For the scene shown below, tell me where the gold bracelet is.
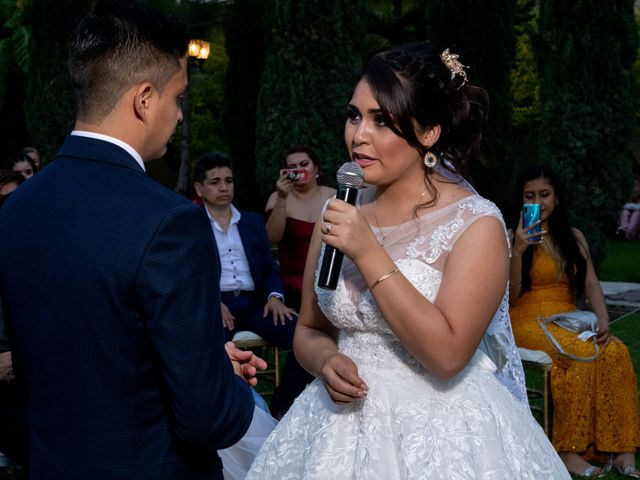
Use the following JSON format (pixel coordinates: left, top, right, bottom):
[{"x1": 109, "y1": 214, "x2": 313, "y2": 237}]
[{"x1": 369, "y1": 267, "x2": 400, "y2": 290}]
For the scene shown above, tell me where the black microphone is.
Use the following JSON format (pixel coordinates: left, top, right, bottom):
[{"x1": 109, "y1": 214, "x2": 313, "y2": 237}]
[{"x1": 318, "y1": 162, "x2": 365, "y2": 290}]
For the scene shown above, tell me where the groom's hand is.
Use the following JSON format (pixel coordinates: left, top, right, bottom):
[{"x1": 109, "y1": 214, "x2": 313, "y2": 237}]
[{"x1": 225, "y1": 341, "x2": 268, "y2": 387}]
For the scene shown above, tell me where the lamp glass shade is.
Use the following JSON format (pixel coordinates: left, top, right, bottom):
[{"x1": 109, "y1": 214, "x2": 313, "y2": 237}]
[{"x1": 188, "y1": 39, "x2": 211, "y2": 60}]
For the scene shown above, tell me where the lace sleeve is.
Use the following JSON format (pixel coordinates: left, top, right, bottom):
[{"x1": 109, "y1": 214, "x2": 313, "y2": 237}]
[
  {"x1": 412, "y1": 196, "x2": 528, "y2": 404},
  {"x1": 457, "y1": 199, "x2": 527, "y2": 403}
]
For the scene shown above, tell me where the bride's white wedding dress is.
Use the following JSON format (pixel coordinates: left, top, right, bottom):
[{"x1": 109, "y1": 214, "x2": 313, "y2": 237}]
[{"x1": 247, "y1": 191, "x2": 569, "y2": 479}]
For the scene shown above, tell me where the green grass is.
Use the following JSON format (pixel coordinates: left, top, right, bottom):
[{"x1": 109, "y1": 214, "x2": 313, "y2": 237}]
[
  {"x1": 599, "y1": 239, "x2": 640, "y2": 283},
  {"x1": 591, "y1": 312, "x2": 640, "y2": 479},
  {"x1": 252, "y1": 346, "x2": 285, "y2": 401},
  {"x1": 613, "y1": 312, "x2": 640, "y2": 379}
]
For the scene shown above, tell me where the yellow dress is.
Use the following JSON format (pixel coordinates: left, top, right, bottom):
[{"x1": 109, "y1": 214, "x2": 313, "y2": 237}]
[{"x1": 510, "y1": 246, "x2": 640, "y2": 458}]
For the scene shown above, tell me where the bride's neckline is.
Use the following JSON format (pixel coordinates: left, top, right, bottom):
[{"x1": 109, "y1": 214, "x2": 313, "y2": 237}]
[{"x1": 358, "y1": 188, "x2": 477, "y2": 230}]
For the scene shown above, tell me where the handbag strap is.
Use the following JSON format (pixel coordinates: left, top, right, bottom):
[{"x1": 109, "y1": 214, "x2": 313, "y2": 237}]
[{"x1": 537, "y1": 315, "x2": 600, "y2": 362}]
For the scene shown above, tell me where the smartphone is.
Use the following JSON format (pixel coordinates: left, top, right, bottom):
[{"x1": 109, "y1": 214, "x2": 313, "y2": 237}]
[
  {"x1": 282, "y1": 168, "x2": 308, "y2": 182},
  {"x1": 522, "y1": 203, "x2": 541, "y2": 242}
]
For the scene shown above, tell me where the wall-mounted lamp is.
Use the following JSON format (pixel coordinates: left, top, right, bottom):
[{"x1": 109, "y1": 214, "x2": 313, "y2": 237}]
[{"x1": 187, "y1": 39, "x2": 210, "y2": 69}]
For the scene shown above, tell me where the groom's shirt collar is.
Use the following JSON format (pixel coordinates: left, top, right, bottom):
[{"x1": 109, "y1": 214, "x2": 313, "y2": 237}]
[{"x1": 71, "y1": 130, "x2": 145, "y2": 172}]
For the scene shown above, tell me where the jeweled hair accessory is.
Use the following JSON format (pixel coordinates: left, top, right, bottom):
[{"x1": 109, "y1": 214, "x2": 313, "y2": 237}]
[{"x1": 440, "y1": 48, "x2": 468, "y2": 86}]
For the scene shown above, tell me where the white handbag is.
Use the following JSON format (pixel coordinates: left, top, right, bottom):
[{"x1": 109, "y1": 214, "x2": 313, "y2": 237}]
[
  {"x1": 548, "y1": 310, "x2": 597, "y2": 333},
  {"x1": 537, "y1": 311, "x2": 600, "y2": 362}
]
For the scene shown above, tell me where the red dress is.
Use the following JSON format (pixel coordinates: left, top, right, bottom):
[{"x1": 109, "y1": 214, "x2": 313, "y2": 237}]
[{"x1": 266, "y1": 212, "x2": 314, "y2": 310}]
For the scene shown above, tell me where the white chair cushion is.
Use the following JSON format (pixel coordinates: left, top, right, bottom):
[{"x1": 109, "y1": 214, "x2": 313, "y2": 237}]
[
  {"x1": 518, "y1": 347, "x2": 552, "y2": 365},
  {"x1": 232, "y1": 331, "x2": 264, "y2": 342}
]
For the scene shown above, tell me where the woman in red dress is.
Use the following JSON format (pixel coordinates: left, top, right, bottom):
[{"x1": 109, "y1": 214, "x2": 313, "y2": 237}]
[{"x1": 265, "y1": 145, "x2": 336, "y2": 310}]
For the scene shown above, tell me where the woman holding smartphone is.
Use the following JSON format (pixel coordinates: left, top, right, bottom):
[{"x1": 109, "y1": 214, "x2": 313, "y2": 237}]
[
  {"x1": 265, "y1": 145, "x2": 336, "y2": 311},
  {"x1": 510, "y1": 164, "x2": 640, "y2": 478}
]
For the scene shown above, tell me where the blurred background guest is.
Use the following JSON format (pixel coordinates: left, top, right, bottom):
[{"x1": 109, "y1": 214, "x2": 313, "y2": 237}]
[
  {"x1": 0, "y1": 171, "x2": 25, "y2": 209},
  {"x1": 7, "y1": 153, "x2": 36, "y2": 180},
  {"x1": 18, "y1": 147, "x2": 42, "y2": 172},
  {"x1": 194, "y1": 152, "x2": 313, "y2": 418},
  {"x1": 616, "y1": 187, "x2": 640, "y2": 241},
  {"x1": 264, "y1": 145, "x2": 335, "y2": 310},
  {"x1": 509, "y1": 164, "x2": 640, "y2": 478},
  {"x1": 0, "y1": 172, "x2": 28, "y2": 476}
]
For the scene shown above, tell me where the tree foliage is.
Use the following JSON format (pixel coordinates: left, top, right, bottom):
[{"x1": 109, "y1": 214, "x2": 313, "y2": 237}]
[
  {"x1": 190, "y1": 30, "x2": 228, "y2": 158},
  {"x1": 0, "y1": 0, "x2": 29, "y2": 110},
  {"x1": 362, "y1": 0, "x2": 422, "y2": 52},
  {"x1": 255, "y1": 0, "x2": 365, "y2": 197},
  {"x1": 24, "y1": 0, "x2": 92, "y2": 165},
  {"x1": 536, "y1": 0, "x2": 637, "y2": 264},
  {"x1": 511, "y1": 0, "x2": 539, "y2": 131},
  {"x1": 223, "y1": 0, "x2": 266, "y2": 211},
  {"x1": 0, "y1": 0, "x2": 30, "y2": 162},
  {"x1": 419, "y1": 0, "x2": 517, "y2": 213}
]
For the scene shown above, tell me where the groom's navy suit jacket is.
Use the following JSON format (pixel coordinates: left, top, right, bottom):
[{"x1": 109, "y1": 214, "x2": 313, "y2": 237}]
[{"x1": 0, "y1": 135, "x2": 254, "y2": 480}]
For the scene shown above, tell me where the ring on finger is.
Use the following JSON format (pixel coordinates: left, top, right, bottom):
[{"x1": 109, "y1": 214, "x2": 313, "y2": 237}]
[{"x1": 324, "y1": 222, "x2": 334, "y2": 234}]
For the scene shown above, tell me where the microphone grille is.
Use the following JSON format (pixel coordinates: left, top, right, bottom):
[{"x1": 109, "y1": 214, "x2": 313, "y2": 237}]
[{"x1": 336, "y1": 162, "x2": 364, "y2": 188}]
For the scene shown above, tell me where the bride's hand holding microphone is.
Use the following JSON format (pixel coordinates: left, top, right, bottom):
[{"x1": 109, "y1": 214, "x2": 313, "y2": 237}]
[{"x1": 320, "y1": 199, "x2": 381, "y2": 263}]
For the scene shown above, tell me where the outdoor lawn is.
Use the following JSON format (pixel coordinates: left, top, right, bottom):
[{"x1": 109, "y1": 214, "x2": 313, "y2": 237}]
[{"x1": 599, "y1": 239, "x2": 640, "y2": 284}]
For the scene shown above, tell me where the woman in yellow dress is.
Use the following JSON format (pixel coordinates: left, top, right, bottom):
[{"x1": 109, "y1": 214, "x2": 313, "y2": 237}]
[{"x1": 509, "y1": 164, "x2": 640, "y2": 478}]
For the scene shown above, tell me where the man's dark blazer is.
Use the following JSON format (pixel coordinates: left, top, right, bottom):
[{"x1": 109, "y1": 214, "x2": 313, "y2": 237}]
[
  {"x1": 236, "y1": 210, "x2": 283, "y2": 301},
  {"x1": 0, "y1": 135, "x2": 254, "y2": 480}
]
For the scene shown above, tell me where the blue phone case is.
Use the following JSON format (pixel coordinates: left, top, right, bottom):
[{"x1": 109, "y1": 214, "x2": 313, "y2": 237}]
[{"x1": 523, "y1": 204, "x2": 541, "y2": 241}]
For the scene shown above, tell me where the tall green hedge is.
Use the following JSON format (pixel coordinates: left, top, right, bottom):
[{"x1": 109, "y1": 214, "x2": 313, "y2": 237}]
[
  {"x1": 0, "y1": 0, "x2": 31, "y2": 161},
  {"x1": 536, "y1": 0, "x2": 637, "y2": 265},
  {"x1": 223, "y1": 0, "x2": 266, "y2": 211},
  {"x1": 24, "y1": 0, "x2": 92, "y2": 164},
  {"x1": 255, "y1": 0, "x2": 364, "y2": 196},
  {"x1": 420, "y1": 0, "x2": 517, "y2": 213}
]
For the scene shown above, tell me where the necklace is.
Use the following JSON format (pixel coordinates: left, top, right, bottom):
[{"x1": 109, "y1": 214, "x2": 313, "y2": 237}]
[
  {"x1": 372, "y1": 189, "x2": 427, "y2": 247},
  {"x1": 372, "y1": 205, "x2": 391, "y2": 247}
]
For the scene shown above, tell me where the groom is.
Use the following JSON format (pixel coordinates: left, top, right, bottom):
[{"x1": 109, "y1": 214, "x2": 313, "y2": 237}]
[{"x1": 0, "y1": 1, "x2": 262, "y2": 479}]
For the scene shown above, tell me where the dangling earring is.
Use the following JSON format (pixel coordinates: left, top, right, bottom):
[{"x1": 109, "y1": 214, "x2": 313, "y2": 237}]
[{"x1": 423, "y1": 151, "x2": 437, "y2": 169}]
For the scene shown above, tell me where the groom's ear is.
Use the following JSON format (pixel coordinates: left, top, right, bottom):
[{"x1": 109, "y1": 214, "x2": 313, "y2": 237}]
[{"x1": 133, "y1": 82, "x2": 155, "y2": 122}]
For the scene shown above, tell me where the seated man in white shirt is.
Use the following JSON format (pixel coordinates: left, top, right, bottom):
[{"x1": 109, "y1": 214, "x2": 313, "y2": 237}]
[{"x1": 194, "y1": 153, "x2": 313, "y2": 416}]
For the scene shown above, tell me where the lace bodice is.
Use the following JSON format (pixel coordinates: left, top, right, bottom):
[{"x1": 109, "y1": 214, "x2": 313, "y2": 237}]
[
  {"x1": 315, "y1": 191, "x2": 527, "y2": 403},
  {"x1": 247, "y1": 189, "x2": 567, "y2": 480}
]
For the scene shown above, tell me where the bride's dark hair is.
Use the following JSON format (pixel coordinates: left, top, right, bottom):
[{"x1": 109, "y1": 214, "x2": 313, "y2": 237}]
[{"x1": 360, "y1": 43, "x2": 488, "y2": 207}]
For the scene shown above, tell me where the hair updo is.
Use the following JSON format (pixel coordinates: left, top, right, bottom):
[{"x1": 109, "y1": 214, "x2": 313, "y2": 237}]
[{"x1": 361, "y1": 43, "x2": 489, "y2": 178}]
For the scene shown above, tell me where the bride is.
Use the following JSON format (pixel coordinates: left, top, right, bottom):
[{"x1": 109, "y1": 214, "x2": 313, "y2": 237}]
[{"x1": 247, "y1": 43, "x2": 569, "y2": 479}]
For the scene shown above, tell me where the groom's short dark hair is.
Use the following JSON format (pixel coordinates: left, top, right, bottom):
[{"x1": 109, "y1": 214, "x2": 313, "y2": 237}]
[{"x1": 68, "y1": 0, "x2": 189, "y2": 122}]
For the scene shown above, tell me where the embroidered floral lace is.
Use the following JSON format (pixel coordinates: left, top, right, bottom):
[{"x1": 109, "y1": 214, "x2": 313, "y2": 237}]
[{"x1": 247, "y1": 190, "x2": 569, "y2": 480}]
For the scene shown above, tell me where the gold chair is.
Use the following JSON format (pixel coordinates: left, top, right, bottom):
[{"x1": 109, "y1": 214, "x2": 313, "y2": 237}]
[
  {"x1": 519, "y1": 347, "x2": 552, "y2": 439},
  {"x1": 232, "y1": 331, "x2": 281, "y2": 395}
]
